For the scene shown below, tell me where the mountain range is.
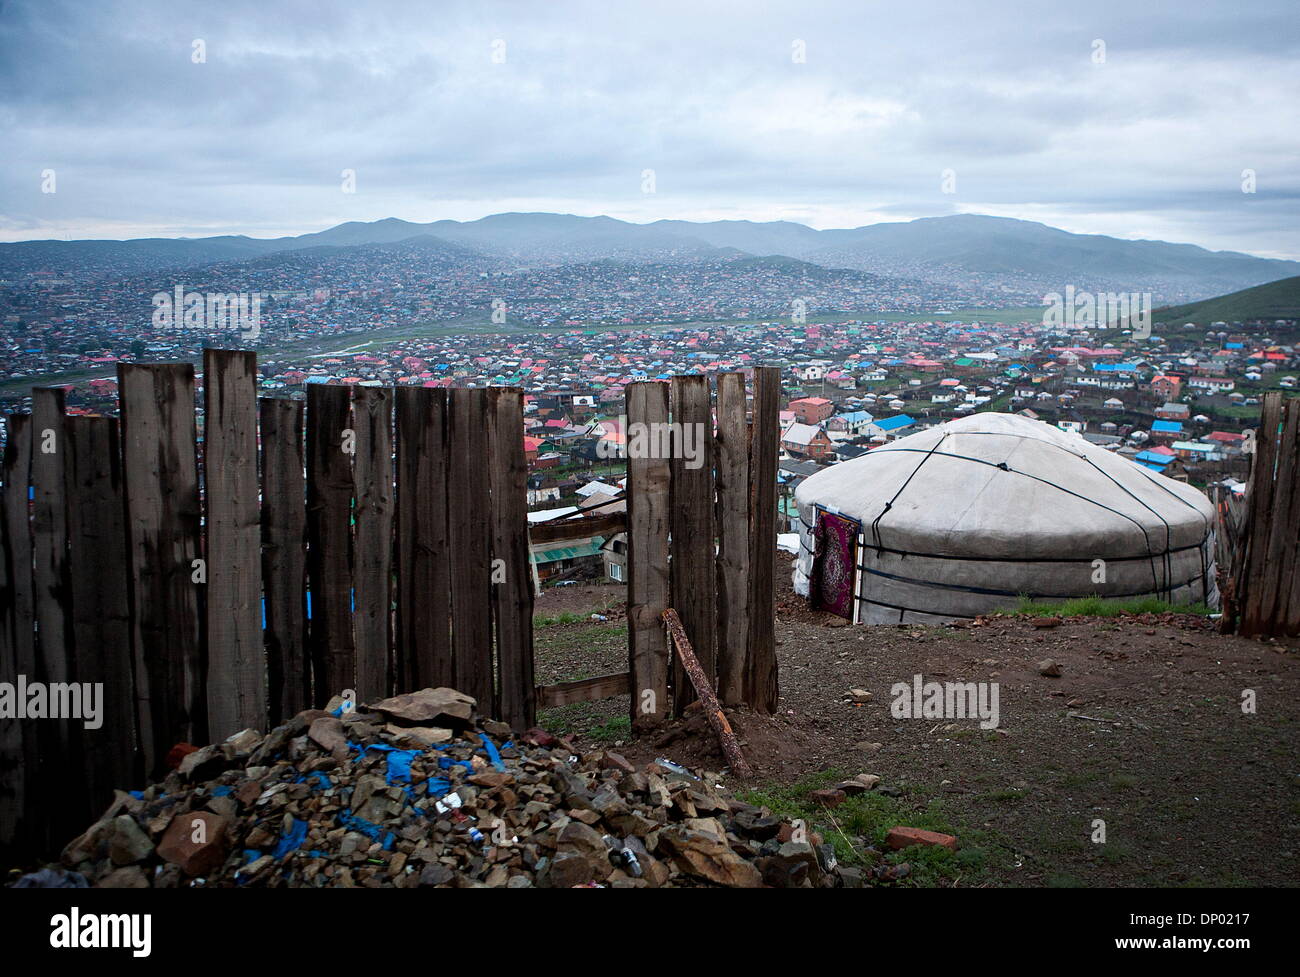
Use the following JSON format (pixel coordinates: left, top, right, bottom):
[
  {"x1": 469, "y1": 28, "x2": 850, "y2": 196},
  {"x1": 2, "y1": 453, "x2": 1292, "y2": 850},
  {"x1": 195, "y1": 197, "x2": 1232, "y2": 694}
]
[{"x1": 4, "y1": 213, "x2": 1298, "y2": 304}]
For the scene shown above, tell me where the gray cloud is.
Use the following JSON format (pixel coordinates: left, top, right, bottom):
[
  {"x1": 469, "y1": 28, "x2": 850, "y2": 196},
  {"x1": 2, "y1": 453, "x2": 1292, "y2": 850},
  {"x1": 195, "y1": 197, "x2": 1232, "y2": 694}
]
[{"x1": 1, "y1": 0, "x2": 1297, "y2": 257}]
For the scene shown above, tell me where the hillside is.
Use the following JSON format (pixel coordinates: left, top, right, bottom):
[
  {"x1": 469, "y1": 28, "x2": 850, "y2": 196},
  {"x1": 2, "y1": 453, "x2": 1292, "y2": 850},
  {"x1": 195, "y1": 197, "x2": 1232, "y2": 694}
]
[
  {"x1": 1153, "y1": 274, "x2": 1300, "y2": 323},
  {"x1": 4, "y1": 213, "x2": 1297, "y2": 303}
]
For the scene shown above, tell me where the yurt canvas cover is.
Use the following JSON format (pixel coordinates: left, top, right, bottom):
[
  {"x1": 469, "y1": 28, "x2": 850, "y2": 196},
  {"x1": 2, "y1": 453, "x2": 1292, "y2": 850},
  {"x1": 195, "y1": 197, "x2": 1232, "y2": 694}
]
[{"x1": 793, "y1": 413, "x2": 1219, "y2": 624}]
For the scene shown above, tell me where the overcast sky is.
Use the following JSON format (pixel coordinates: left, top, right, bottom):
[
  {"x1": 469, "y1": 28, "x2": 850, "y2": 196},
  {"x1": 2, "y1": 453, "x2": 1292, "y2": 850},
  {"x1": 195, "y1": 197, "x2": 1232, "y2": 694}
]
[{"x1": 1, "y1": 0, "x2": 1297, "y2": 256}]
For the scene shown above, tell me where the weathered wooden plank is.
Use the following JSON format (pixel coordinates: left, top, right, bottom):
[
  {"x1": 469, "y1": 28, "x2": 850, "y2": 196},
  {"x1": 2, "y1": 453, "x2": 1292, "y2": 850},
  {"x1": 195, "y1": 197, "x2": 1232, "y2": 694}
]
[
  {"x1": 0, "y1": 414, "x2": 34, "y2": 856},
  {"x1": 119, "y1": 363, "x2": 204, "y2": 773},
  {"x1": 203, "y1": 349, "x2": 265, "y2": 739},
  {"x1": 536, "y1": 672, "x2": 630, "y2": 709},
  {"x1": 448, "y1": 388, "x2": 495, "y2": 713},
  {"x1": 395, "y1": 387, "x2": 452, "y2": 692},
  {"x1": 31, "y1": 388, "x2": 72, "y2": 692},
  {"x1": 669, "y1": 375, "x2": 716, "y2": 714},
  {"x1": 529, "y1": 510, "x2": 628, "y2": 544},
  {"x1": 714, "y1": 372, "x2": 750, "y2": 706},
  {"x1": 488, "y1": 388, "x2": 535, "y2": 732},
  {"x1": 1240, "y1": 393, "x2": 1283, "y2": 636},
  {"x1": 30, "y1": 388, "x2": 75, "y2": 837},
  {"x1": 63, "y1": 415, "x2": 136, "y2": 822},
  {"x1": 626, "y1": 381, "x2": 670, "y2": 730},
  {"x1": 261, "y1": 398, "x2": 308, "y2": 725},
  {"x1": 352, "y1": 385, "x2": 394, "y2": 702},
  {"x1": 1270, "y1": 400, "x2": 1300, "y2": 635},
  {"x1": 746, "y1": 366, "x2": 780, "y2": 712},
  {"x1": 306, "y1": 384, "x2": 354, "y2": 706},
  {"x1": 664, "y1": 608, "x2": 753, "y2": 779}
]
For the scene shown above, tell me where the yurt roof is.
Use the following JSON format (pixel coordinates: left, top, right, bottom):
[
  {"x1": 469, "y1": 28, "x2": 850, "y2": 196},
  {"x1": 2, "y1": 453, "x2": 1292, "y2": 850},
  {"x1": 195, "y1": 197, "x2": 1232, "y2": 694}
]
[{"x1": 794, "y1": 412, "x2": 1214, "y2": 561}]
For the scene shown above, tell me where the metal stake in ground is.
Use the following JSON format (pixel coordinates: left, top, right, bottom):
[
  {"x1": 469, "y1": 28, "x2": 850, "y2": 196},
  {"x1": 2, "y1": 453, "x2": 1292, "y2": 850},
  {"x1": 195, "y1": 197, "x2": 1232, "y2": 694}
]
[{"x1": 662, "y1": 608, "x2": 754, "y2": 779}]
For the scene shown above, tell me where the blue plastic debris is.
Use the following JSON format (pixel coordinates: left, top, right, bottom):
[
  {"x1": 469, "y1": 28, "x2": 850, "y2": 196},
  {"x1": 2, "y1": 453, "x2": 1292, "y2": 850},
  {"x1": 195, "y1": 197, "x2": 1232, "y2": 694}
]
[
  {"x1": 273, "y1": 818, "x2": 309, "y2": 859},
  {"x1": 478, "y1": 733, "x2": 506, "y2": 773},
  {"x1": 339, "y1": 810, "x2": 395, "y2": 850}
]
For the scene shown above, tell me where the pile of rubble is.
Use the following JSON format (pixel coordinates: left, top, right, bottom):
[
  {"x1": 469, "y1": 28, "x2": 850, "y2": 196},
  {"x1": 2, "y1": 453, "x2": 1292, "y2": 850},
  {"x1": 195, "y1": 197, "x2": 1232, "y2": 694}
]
[{"x1": 51, "y1": 688, "x2": 847, "y2": 888}]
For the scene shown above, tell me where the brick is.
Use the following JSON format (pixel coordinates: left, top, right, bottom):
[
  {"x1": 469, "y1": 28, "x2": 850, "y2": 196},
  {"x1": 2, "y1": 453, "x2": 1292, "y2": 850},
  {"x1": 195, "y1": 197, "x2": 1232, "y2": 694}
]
[{"x1": 885, "y1": 826, "x2": 958, "y2": 852}]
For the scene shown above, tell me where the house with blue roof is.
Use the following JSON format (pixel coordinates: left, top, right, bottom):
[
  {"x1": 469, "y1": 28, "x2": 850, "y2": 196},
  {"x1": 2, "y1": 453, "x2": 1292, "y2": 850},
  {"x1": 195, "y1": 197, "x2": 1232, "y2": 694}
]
[
  {"x1": 868, "y1": 414, "x2": 915, "y2": 440},
  {"x1": 1135, "y1": 449, "x2": 1173, "y2": 470}
]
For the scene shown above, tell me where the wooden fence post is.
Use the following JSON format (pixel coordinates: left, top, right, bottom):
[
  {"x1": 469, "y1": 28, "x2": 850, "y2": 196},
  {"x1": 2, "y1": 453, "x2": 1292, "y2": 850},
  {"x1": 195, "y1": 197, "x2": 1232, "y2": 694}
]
[
  {"x1": 352, "y1": 386, "x2": 394, "y2": 702},
  {"x1": 261, "y1": 397, "x2": 308, "y2": 725},
  {"x1": 1263, "y1": 401, "x2": 1299, "y2": 634},
  {"x1": 715, "y1": 372, "x2": 751, "y2": 706},
  {"x1": 31, "y1": 388, "x2": 74, "y2": 842},
  {"x1": 0, "y1": 415, "x2": 35, "y2": 856},
  {"x1": 448, "y1": 388, "x2": 495, "y2": 713},
  {"x1": 746, "y1": 366, "x2": 780, "y2": 713},
  {"x1": 119, "y1": 363, "x2": 205, "y2": 772},
  {"x1": 1239, "y1": 393, "x2": 1282, "y2": 636},
  {"x1": 204, "y1": 349, "x2": 265, "y2": 738},
  {"x1": 627, "y1": 381, "x2": 670, "y2": 730},
  {"x1": 395, "y1": 387, "x2": 453, "y2": 691},
  {"x1": 306, "y1": 383, "x2": 355, "y2": 707},
  {"x1": 63, "y1": 415, "x2": 136, "y2": 821},
  {"x1": 669, "y1": 375, "x2": 716, "y2": 715},
  {"x1": 488, "y1": 388, "x2": 535, "y2": 731}
]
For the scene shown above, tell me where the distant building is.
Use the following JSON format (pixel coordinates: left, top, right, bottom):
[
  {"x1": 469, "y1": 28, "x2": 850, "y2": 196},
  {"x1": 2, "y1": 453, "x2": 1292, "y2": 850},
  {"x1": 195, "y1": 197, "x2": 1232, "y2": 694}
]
[
  {"x1": 781, "y1": 422, "x2": 834, "y2": 460},
  {"x1": 789, "y1": 396, "x2": 834, "y2": 424}
]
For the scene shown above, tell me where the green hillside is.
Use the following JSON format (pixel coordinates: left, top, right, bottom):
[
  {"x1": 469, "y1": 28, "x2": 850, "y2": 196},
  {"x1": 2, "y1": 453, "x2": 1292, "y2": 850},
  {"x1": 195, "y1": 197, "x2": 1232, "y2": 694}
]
[{"x1": 1154, "y1": 275, "x2": 1300, "y2": 323}]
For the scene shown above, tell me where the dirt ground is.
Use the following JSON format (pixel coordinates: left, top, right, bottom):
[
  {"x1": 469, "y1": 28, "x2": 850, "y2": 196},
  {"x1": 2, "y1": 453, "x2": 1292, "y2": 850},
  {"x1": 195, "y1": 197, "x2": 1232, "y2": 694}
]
[{"x1": 532, "y1": 559, "x2": 1300, "y2": 887}]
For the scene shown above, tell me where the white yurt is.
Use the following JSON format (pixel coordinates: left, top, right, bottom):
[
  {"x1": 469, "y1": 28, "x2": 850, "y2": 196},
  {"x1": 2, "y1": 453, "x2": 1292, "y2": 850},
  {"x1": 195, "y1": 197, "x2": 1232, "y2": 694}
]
[{"x1": 792, "y1": 413, "x2": 1219, "y2": 624}]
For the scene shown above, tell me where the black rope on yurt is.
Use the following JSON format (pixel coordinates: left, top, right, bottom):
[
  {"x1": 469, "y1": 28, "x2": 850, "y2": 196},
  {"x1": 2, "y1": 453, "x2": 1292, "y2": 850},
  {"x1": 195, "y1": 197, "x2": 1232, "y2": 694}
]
[
  {"x1": 1129, "y1": 465, "x2": 1216, "y2": 604},
  {"x1": 847, "y1": 539, "x2": 1205, "y2": 564},
  {"x1": 854, "y1": 447, "x2": 1173, "y2": 566},
  {"x1": 855, "y1": 563, "x2": 1208, "y2": 602},
  {"x1": 869, "y1": 433, "x2": 949, "y2": 549},
  {"x1": 1081, "y1": 457, "x2": 1169, "y2": 600}
]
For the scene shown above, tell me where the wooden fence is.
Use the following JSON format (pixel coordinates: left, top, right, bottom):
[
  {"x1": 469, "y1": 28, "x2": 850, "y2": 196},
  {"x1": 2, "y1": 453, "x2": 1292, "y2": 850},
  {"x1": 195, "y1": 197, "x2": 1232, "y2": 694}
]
[
  {"x1": 1223, "y1": 391, "x2": 1300, "y2": 637},
  {"x1": 0, "y1": 353, "x2": 780, "y2": 859},
  {"x1": 0, "y1": 350, "x2": 535, "y2": 857},
  {"x1": 495, "y1": 368, "x2": 781, "y2": 729}
]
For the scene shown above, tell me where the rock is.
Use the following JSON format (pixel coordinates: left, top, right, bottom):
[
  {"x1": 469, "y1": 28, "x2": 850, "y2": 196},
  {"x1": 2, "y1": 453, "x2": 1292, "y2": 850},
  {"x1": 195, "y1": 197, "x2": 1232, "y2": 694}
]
[
  {"x1": 308, "y1": 716, "x2": 349, "y2": 754},
  {"x1": 837, "y1": 773, "x2": 881, "y2": 795},
  {"x1": 854, "y1": 741, "x2": 883, "y2": 752},
  {"x1": 157, "y1": 811, "x2": 230, "y2": 876},
  {"x1": 1038, "y1": 659, "x2": 1062, "y2": 677},
  {"x1": 657, "y1": 825, "x2": 763, "y2": 888},
  {"x1": 1031, "y1": 617, "x2": 1062, "y2": 629},
  {"x1": 885, "y1": 826, "x2": 958, "y2": 852},
  {"x1": 384, "y1": 723, "x2": 453, "y2": 747},
  {"x1": 224, "y1": 728, "x2": 263, "y2": 755},
  {"x1": 418, "y1": 864, "x2": 455, "y2": 887},
  {"x1": 107, "y1": 815, "x2": 154, "y2": 865},
  {"x1": 809, "y1": 788, "x2": 847, "y2": 808},
  {"x1": 839, "y1": 866, "x2": 866, "y2": 888},
  {"x1": 178, "y1": 744, "x2": 227, "y2": 781},
  {"x1": 545, "y1": 851, "x2": 609, "y2": 888},
  {"x1": 96, "y1": 866, "x2": 150, "y2": 888},
  {"x1": 847, "y1": 688, "x2": 872, "y2": 703},
  {"x1": 369, "y1": 687, "x2": 475, "y2": 726}
]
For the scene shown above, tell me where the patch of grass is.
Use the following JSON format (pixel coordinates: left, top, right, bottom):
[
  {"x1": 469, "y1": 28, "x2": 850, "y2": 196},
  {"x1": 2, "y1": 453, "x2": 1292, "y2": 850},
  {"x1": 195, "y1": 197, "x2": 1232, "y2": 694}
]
[
  {"x1": 738, "y1": 769, "x2": 1010, "y2": 886},
  {"x1": 1011, "y1": 594, "x2": 1213, "y2": 618},
  {"x1": 981, "y1": 788, "x2": 1025, "y2": 803},
  {"x1": 587, "y1": 715, "x2": 632, "y2": 743},
  {"x1": 534, "y1": 611, "x2": 587, "y2": 627}
]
